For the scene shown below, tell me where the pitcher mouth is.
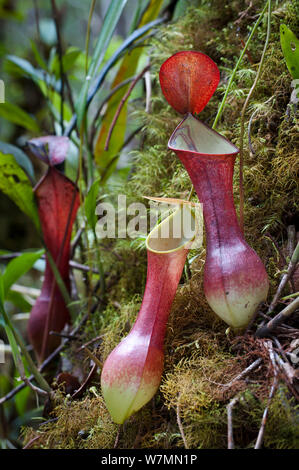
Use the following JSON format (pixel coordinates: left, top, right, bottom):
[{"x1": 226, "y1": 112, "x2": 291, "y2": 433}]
[
  {"x1": 146, "y1": 205, "x2": 196, "y2": 254},
  {"x1": 168, "y1": 113, "x2": 239, "y2": 157}
]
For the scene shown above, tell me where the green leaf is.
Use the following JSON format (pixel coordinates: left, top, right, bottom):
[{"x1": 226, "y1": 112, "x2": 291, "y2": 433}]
[
  {"x1": 0, "y1": 141, "x2": 35, "y2": 180},
  {"x1": 94, "y1": 0, "x2": 163, "y2": 175},
  {"x1": 50, "y1": 47, "x2": 82, "y2": 78},
  {"x1": 280, "y1": 24, "x2": 299, "y2": 80},
  {"x1": 0, "y1": 151, "x2": 40, "y2": 229},
  {"x1": 14, "y1": 382, "x2": 31, "y2": 416},
  {"x1": 38, "y1": 81, "x2": 72, "y2": 122},
  {"x1": 6, "y1": 55, "x2": 43, "y2": 81},
  {"x1": 0, "y1": 280, "x2": 22, "y2": 373},
  {"x1": 85, "y1": 179, "x2": 100, "y2": 230},
  {"x1": 0, "y1": 277, "x2": 50, "y2": 392},
  {"x1": 0, "y1": 102, "x2": 40, "y2": 133},
  {"x1": 2, "y1": 250, "x2": 44, "y2": 297},
  {"x1": 30, "y1": 39, "x2": 48, "y2": 71},
  {"x1": 6, "y1": 55, "x2": 60, "y2": 93},
  {"x1": 6, "y1": 290, "x2": 32, "y2": 312},
  {"x1": 76, "y1": 0, "x2": 128, "y2": 127}
]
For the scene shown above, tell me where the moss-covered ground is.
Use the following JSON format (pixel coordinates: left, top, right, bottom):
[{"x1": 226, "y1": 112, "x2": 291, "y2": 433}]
[{"x1": 22, "y1": 0, "x2": 299, "y2": 449}]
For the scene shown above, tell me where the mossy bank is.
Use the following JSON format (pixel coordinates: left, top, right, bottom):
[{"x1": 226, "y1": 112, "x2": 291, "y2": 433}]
[{"x1": 23, "y1": 0, "x2": 299, "y2": 449}]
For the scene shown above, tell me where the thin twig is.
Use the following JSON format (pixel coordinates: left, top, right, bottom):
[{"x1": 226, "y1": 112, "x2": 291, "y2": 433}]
[
  {"x1": 227, "y1": 395, "x2": 241, "y2": 449},
  {"x1": 254, "y1": 341, "x2": 278, "y2": 449},
  {"x1": 176, "y1": 395, "x2": 189, "y2": 449},
  {"x1": 23, "y1": 434, "x2": 42, "y2": 450},
  {"x1": 235, "y1": 1, "x2": 253, "y2": 24},
  {"x1": 70, "y1": 260, "x2": 99, "y2": 274},
  {"x1": 71, "y1": 225, "x2": 85, "y2": 257},
  {"x1": 83, "y1": 346, "x2": 102, "y2": 368},
  {"x1": 21, "y1": 376, "x2": 48, "y2": 398},
  {"x1": 76, "y1": 334, "x2": 104, "y2": 352},
  {"x1": 33, "y1": 0, "x2": 41, "y2": 42},
  {"x1": 104, "y1": 64, "x2": 150, "y2": 151},
  {"x1": 49, "y1": 331, "x2": 80, "y2": 340},
  {"x1": 267, "y1": 241, "x2": 299, "y2": 314},
  {"x1": 71, "y1": 362, "x2": 97, "y2": 399},
  {"x1": 0, "y1": 252, "x2": 98, "y2": 274},
  {"x1": 89, "y1": 75, "x2": 138, "y2": 148},
  {"x1": 203, "y1": 358, "x2": 263, "y2": 387},
  {"x1": 11, "y1": 284, "x2": 40, "y2": 298},
  {"x1": 254, "y1": 376, "x2": 279, "y2": 449},
  {"x1": 287, "y1": 225, "x2": 296, "y2": 259},
  {"x1": 256, "y1": 296, "x2": 299, "y2": 338},
  {"x1": 114, "y1": 425, "x2": 121, "y2": 449},
  {"x1": 224, "y1": 358, "x2": 263, "y2": 388}
]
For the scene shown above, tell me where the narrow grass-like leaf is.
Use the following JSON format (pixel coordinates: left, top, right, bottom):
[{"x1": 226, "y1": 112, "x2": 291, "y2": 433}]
[
  {"x1": 30, "y1": 40, "x2": 48, "y2": 71},
  {"x1": 0, "y1": 102, "x2": 40, "y2": 133},
  {"x1": 64, "y1": 18, "x2": 164, "y2": 137},
  {"x1": 6, "y1": 290, "x2": 32, "y2": 312},
  {"x1": 84, "y1": 178, "x2": 100, "y2": 231},
  {"x1": 0, "y1": 151, "x2": 40, "y2": 229},
  {"x1": 38, "y1": 81, "x2": 72, "y2": 122},
  {"x1": 94, "y1": 0, "x2": 163, "y2": 172},
  {"x1": 0, "y1": 279, "x2": 50, "y2": 392},
  {"x1": 76, "y1": 0, "x2": 128, "y2": 127},
  {"x1": 6, "y1": 55, "x2": 60, "y2": 92},
  {"x1": 50, "y1": 47, "x2": 81, "y2": 78},
  {"x1": 0, "y1": 297, "x2": 22, "y2": 373}
]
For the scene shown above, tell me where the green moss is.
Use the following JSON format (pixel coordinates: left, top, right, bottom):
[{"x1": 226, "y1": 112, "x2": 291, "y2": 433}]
[
  {"x1": 22, "y1": 395, "x2": 117, "y2": 449},
  {"x1": 22, "y1": 0, "x2": 299, "y2": 449}
]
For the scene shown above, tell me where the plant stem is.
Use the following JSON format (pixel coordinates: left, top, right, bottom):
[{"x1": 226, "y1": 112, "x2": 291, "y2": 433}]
[
  {"x1": 85, "y1": 0, "x2": 97, "y2": 76},
  {"x1": 187, "y1": 2, "x2": 268, "y2": 202},
  {"x1": 104, "y1": 64, "x2": 150, "y2": 150},
  {"x1": 239, "y1": 0, "x2": 271, "y2": 231},
  {"x1": 0, "y1": 297, "x2": 51, "y2": 393},
  {"x1": 213, "y1": 1, "x2": 269, "y2": 130},
  {"x1": 51, "y1": 0, "x2": 65, "y2": 133},
  {"x1": 256, "y1": 295, "x2": 299, "y2": 337}
]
